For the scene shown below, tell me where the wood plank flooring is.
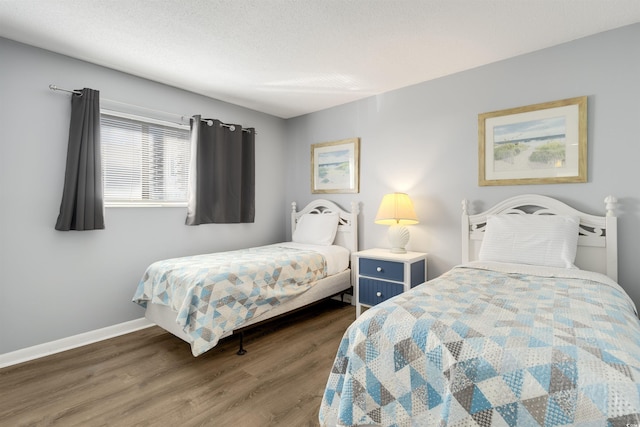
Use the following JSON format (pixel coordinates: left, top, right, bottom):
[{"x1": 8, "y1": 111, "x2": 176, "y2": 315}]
[{"x1": 0, "y1": 300, "x2": 355, "y2": 427}]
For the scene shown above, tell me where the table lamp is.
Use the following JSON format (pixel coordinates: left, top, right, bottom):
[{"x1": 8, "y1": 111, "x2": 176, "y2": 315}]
[{"x1": 374, "y1": 193, "x2": 419, "y2": 253}]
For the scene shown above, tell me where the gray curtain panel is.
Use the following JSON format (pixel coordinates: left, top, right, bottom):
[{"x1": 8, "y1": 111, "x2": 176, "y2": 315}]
[
  {"x1": 55, "y1": 88, "x2": 105, "y2": 231},
  {"x1": 186, "y1": 116, "x2": 255, "y2": 225}
]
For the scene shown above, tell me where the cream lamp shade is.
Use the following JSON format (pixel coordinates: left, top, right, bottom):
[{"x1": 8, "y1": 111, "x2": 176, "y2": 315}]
[{"x1": 374, "y1": 193, "x2": 419, "y2": 253}]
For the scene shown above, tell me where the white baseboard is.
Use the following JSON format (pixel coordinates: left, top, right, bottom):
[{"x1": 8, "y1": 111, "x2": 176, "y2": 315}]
[
  {"x1": 1, "y1": 296, "x2": 353, "y2": 369},
  {"x1": 0, "y1": 318, "x2": 154, "y2": 369}
]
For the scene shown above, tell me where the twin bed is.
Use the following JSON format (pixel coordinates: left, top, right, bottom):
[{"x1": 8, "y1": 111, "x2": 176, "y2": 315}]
[
  {"x1": 133, "y1": 199, "x2": 358, "y2": 356},
  {"x1": 133, "y1": 194, "x2": 640, "y2": 426},
  {"x1": 319, "y1": 194, "x2": 640, "y2": 426}
]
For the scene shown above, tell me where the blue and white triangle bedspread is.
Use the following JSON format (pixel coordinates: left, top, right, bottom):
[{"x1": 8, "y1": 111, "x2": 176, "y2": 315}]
[
  {"x1": 133, "y1": 245, "x2": 326, "y2": 356},
  {"x1": 320, "y1": 264, "x2": 640, "y2": 426}
]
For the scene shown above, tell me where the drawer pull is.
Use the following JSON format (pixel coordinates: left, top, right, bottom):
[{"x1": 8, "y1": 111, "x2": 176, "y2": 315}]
[
  {"x1": 376, "y1": 291, "x2": 382, "y2": 297},
  {"x1": 376, "y1": 267, "x2": 382, "y2": 272}
]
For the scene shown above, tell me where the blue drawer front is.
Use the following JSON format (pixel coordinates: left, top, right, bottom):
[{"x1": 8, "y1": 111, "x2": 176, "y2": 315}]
[
  {"x1": 410, "y1": 259, "x2": 426, "y2": 287},
  {"x1": 359, "y1": 278, "x2": 404, "y2": 306},
  {"x1": 359, "y1": 258, "x2": 404, "y2": 282}
]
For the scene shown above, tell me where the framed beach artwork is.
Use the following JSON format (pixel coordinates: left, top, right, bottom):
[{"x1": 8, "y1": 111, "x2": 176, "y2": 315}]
[
  {"x1": 311, "y1": 138, "x2": 360, "y2": 194},
  {"x1": 478, "y1": 96, "x2": 587, "y2": 186}
]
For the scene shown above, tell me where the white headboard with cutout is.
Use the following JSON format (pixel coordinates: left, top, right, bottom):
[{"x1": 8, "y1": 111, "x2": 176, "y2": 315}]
[
  {"x1": 461, "y1": 194, "x2": 618, "y2": 281},
  {"x1": 291, "y1": 199, "x2": 359, "y2": 253}
]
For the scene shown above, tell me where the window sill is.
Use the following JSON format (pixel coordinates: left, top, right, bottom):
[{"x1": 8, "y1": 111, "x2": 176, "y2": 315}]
[{"x1": 105, "y1": 202, "x2": 187, "y2": 208}]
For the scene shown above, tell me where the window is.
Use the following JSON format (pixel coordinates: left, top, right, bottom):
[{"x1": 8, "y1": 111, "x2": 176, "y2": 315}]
[{"x1": 100, "y1": 110, "x2": 191, "y2": 206}]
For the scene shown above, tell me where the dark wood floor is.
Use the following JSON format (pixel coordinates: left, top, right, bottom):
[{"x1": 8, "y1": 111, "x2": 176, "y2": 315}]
[{"x1": 0, "y1": 300, "x2": 355, "y2": 427}]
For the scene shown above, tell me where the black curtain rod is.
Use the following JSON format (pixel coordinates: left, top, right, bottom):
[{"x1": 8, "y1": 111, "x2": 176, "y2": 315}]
[
  {"x1": 49, "y1": 84, "x2": 82, "y2": 95},
  {"x1": 200, "y1": 118, "x2": 255, "y2": 134},
  {"x1": 49, "y1": 84, "x2": 256, "y2": 134}
]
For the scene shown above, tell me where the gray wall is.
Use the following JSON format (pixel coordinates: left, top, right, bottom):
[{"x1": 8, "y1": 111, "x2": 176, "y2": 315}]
[
  {"x1": 286, "y1": 24, "x2": 640, "y2": 305},
  {"x1": 2, "y1": 23, "x2": 639, "y2": 355},
  {"x1": 0, "y1": 38, "x2": 288, "y2": 354}
]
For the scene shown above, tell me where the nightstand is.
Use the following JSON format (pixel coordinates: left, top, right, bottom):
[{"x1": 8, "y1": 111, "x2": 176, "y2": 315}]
[{"x1": 353, "y1": 248, "x2": 428, "y2": 317}]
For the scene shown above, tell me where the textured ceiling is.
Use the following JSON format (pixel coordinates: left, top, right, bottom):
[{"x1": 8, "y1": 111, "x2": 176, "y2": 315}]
[{"x1": 1, "y1": 0, "x2": 639, "y2": 118}]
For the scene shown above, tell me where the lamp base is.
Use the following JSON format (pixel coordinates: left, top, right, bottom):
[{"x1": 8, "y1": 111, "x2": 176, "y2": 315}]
[
  {"x1": 390, "y1": 247, "x2": 407, "y2": 254},
  {"x1": 387, "y1": 224, "x2": 410, "y2": 254}
]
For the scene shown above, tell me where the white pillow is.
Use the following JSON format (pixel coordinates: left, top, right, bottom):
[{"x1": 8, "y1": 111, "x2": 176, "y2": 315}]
[
  {"x1": 478, "y1": 214, "x2": 580, "y2": 269},
  {"x1": 292, "y1": 213, "x2": 339, "y2": 246}
]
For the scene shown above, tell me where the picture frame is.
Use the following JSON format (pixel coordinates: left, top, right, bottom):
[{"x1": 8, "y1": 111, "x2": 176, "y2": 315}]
[
  {"x1": 311, "y1": 138, "x2": 360, "y2": 194},
  {"x1": 478, "y1": 96, "x2": 587, "y2": 186}
]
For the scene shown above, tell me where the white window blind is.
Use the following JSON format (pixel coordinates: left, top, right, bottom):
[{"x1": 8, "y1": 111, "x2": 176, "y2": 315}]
[{"x1": 100, "y1": 110, "x2": 191, "y2": 206}]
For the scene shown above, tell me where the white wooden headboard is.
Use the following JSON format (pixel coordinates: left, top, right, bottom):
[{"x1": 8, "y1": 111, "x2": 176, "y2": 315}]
[
  {"x1": 461, "y1": 194, "x2": 618, "y2": 281},
  {"x1": 291, "y1": 199, "x2": 359, "y2": 253}
]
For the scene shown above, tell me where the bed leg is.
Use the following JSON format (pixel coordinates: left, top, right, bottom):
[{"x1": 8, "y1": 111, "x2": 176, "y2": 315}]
[{"x1": 237, "y1": 332, "x2": 247, "y2": 355}]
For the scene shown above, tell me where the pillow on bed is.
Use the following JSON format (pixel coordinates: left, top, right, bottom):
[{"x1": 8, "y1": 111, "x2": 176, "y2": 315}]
[
  {"x1": 292, "y1": 213, "x2": 340, "y2": 246},
  {"x1": 478, "y1": 214, "x2": 580, "y2": 268}
]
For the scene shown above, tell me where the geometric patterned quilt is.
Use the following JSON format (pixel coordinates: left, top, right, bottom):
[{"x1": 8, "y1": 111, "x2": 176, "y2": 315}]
[
  {"x1": 133, "y1": 245, "x2": 326, "y2": 356},
  {"x1": 320, "y1": 263, "x2": 640, "y2": 426}
]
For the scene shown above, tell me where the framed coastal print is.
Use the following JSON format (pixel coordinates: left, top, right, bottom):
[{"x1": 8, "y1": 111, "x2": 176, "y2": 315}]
[
  {"x1": 478, "y1": 96, "x2": 587, "y2": 186},
  {"x1": 311, "y1": 138, "x2": 360, "y2": 194}
]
